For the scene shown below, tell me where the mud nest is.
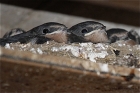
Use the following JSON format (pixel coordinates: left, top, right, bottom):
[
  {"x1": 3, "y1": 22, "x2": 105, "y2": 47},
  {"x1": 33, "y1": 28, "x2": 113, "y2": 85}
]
[{"x1": 3, "y1": 40, "x2": 140, "y2": 68}]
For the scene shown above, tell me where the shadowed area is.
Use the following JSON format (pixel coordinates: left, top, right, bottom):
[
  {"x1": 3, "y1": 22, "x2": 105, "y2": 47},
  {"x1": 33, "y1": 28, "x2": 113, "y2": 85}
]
[{"x1": 1, "y1": 0, "x2": 140, "y2": 26}]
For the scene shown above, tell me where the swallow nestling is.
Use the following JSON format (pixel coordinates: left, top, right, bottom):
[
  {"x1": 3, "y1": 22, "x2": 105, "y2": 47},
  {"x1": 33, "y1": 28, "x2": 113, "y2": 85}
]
[
  {"x1": 41, "y1": 22, "x2": 68, "y2": 43},
  {"x1": 127, "y1": 30, "x2": 140, "y2": 44},
  {"x1": 106, "y1": 28, "x2": 128, "y2": 43},
  {"x1": 106, "y1": 28, "x2": 140, "y2": 45},
  {"x1": 0, "y1": 22, "x2": 68, "y2": 46},
  {"x1": 2, "y1": 28, "x2": 26, "y2": 39},
  {"x1": 68, "y1": 21, "x2": 109, "y2": 43}
]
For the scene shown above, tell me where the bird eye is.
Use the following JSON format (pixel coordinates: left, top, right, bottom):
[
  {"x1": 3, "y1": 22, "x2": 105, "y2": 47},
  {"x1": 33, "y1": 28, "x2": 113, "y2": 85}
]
[
  {"x1": 81, "y1": 29, "x2": 88, "y2": 33},
  {"x1": 43, "y1": 29, "x2": 49, "y2": 34}
]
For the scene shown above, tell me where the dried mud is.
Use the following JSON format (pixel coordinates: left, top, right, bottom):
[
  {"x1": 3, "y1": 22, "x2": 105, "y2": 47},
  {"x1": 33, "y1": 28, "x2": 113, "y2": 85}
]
[{"x1": 3, "y1": 40, "x2": 140, "y2": 68}]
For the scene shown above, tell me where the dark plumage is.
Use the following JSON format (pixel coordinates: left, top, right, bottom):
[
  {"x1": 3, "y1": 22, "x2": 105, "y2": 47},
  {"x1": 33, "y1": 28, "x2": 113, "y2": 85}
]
[
  {"x1": 128, "y1": 30, "x2": 140, "y2": 44},
  {"x1": 2, "y1": 28, "x2": 26, "y2": 38},
  {"x1": 0, "y1": 22, "x2": 68, "y2": 46},
  {"x1": 106, "y1": 28, "x2": 128, "y2": 43},
  {"x1": 68, "y1": 21, "x2": 109, "y2": 43},
  {"x1": 106, "y1": 28, "x2": 140, "y2": 45}
]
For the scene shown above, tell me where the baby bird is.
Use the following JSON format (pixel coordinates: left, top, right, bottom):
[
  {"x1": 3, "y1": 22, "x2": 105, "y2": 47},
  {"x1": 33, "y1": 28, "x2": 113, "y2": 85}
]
[
  {"x1": 41, "y1": 22, "x2": 68, "y2": 43},
  {"x1": 106, "y1": 28, "x2": 128, "y2": 43},
  {"x1": 106, "y1": 28, "x2": 140, "y2": 45},
  {"x1": 0, "y1": 22, "x2": 68, "y2": 46},
  {"x1": 2, "y1": 28, "x2": 26, "y2": 39},
  {"x1": 68, "y1": 21, "x2": 109, "y2": 43},
  {"x1": 127, "y1": 30, "x2": 140, "y2": 44}
]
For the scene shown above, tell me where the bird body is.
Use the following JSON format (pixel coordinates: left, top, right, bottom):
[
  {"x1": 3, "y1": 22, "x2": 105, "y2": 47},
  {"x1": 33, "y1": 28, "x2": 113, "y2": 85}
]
[
  {"x1": 0, "y1": 21, "x2": 139, "y2": 46},
  {"x1": 2, "y1": 28, "x2": 26, "y2": 38},
  {"x1": 68, "y1": 21, "x2": 109, "y2": 43},
  {"x1": 106, "y1": 28, "x2": 140, "y2": 45},
  {"x1": 106, "y1": 28, "x2": 128, "y2": 43},
  {"x1": 0, "y1": 22, "x2": 67, "y2": 46}
]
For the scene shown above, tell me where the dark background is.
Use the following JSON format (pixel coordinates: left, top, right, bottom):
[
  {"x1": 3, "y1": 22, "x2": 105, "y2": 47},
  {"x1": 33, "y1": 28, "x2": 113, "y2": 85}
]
[{"x1": 1, "y1": 0, "x2": 140, "y2": 27}]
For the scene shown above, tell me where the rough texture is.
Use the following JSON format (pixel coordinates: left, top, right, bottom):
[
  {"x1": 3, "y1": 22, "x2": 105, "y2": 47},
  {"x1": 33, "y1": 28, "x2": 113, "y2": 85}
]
[
  {"x1": 1, "y1": 2, "x2": 140, "y2": 92},
  {"x1": 1, "y1": 42, "x2": 140, "y2": 92},
  {"x1": 3, "y1": 41, "x2": 140, "y2": 68},
  {"x1": 1, "y1": 60, "x2": 140, "y2": 93}
]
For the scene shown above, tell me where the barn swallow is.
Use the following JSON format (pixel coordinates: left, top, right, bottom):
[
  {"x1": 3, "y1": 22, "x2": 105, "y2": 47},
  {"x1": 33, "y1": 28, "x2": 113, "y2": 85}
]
[
  {"x1": 128, "y1": 30, "x2": 140, "y2": 44},
  {"x1": 0, "y1": 22, "x2": 68, "y2": 46},
  {"x1": 1, "y1": 28, "x2": 47, "y2": 44},
  {"x1": 41, "y1": 22, "x2": 68, "y2": 43},
  {"x1": 68, "y1": 21, "x2": 109, "y2": 43},
  {"x1": 2, "y1": 28, "x2": 26, "y2": 38},
  {"x1": 106, "y1": 28, "x2": 128, "y2": 43},
  {"x1": 106, "y1": 28, "x2": 140, "y2": 45}
]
